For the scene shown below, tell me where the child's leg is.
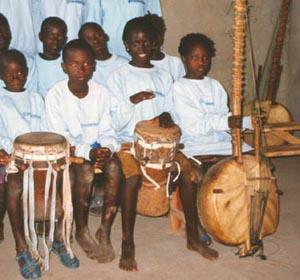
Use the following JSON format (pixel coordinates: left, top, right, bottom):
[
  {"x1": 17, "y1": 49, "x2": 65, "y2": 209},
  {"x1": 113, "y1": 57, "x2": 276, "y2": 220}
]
[
  {"x1": 119, "y1": 174, "x2": 141, "y2": 271},
  {"x1": 6, "y1": 173, "x2": 41, "y2": 278},
  {"x1": 96, "y1": 154, "x2": 122, "y2": 263},
  {"x1": 0, "y1": 183, "x2": 6, "y2": 242},
  {"x1": 71, "y1": 162, "x2": 101, "y2": 259},
  {"x1": 178, "y1": 172, "x2": 218, "y2": 261}
]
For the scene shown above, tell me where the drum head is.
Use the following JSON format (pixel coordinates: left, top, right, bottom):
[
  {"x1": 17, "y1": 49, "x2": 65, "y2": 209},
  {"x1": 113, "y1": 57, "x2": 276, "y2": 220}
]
[{"x1": 14, "y1": 132, "x2": 67, "y2": 146}]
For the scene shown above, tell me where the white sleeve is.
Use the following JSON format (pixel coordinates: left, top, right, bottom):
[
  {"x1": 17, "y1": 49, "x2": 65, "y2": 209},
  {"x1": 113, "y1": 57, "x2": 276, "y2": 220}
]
[
  {"x1": 146, "y1": 0, "x2": 162, "y2": 15},
  {"x1": 0, "y1": 117, "x2": 13, "y2": 153},
  {"x1": 107, "y1": 72, "x2": 135, "y2": 132},
  {"x1": 173, "y1": 82, "x2": 230, "y2": 136}
]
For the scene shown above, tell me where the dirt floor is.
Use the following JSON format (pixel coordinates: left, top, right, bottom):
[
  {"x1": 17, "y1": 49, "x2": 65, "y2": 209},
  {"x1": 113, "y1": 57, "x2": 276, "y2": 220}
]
[{"x1": 1, "y1": 156, "x2": 299, "y2": 280}]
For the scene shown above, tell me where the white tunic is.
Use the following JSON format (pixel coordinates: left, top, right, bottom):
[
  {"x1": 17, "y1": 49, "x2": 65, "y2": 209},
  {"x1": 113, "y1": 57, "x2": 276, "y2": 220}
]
[
  {"x1": 0, "y1": 0, "x2": 37, "y2": 55},
  {"x1": 107, "y1": 63, "x2": 174, "y2": 143},
  {"x1": 34, "y1": 54, "x2": 67, "y2": 99},
  {"x1": 0, "y1": 88, "x2": 45, "y2": 153},
  {"x1": 173, "y1": 77, "x2": 252, "y2": 156},
  {"x1": 45, "y1": 79, "x2": 119, "y2": 160},
  {"x1": 93, "y1": 53, "x2": 128, "y2": 87},
  {"x1": 83, "y1": 0, "x2": 162, "y2": 58},
  {"x1": 151, "y1": 53, "x2": 185, "y2": 81}
]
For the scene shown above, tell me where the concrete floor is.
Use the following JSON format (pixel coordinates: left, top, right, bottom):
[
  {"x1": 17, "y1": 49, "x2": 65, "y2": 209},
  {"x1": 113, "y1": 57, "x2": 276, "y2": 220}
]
[{"x1": 0, "y1": 156, "x2": 299, "y2": 280}]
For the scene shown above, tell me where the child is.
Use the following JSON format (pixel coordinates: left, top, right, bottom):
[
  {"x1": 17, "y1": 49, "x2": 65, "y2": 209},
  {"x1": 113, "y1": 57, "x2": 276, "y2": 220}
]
[
  {"x1": 0, "y1": 13, "x2": 38, "y2": 92},
  {"x1": 34, "y1": 17, "x2": 68, "y2": 99},
  {"x1": 144, "y1": 13, "x2": 186, "y2": 81},
  {"x1": 107, "y1": 17, "x2": 218, "y2": 272},
  {"x1": 0, "y1": 49, "x2": 79, "y2": 279},
  {"x1": 45, "y1": 39, "x2": 122, "y2": 263},
  {"x1": 173, "y1": 33, "x2": 253, "y2": 169},
  {"x1": 83, "y1": 0, "x2": 162, "y2": 58},
  {"x1": 78, "y1": 22, "x2": 128, "y2": 87}
]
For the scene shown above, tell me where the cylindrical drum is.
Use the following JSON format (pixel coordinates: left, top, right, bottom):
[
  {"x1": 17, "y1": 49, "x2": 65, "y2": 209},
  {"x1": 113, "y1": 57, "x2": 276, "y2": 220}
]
[{"x1": 133, "y1": 119, "x2": 181, "y2": 216}]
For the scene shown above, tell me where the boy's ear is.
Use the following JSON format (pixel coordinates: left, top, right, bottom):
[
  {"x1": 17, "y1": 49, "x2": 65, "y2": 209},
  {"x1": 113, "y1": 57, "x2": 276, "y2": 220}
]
[
  {"x1": 180, "y1": 55, "x2": 186, "y2": 64},
  {"x1": 61, "y1": 62, "x2": 67, "y2": 73},
  {"x1": 38, "y1": 32, "x2": 43, "y2": 42},
  {"x1": 105, "y1": 33, "x2": 109, "y2": 42}
]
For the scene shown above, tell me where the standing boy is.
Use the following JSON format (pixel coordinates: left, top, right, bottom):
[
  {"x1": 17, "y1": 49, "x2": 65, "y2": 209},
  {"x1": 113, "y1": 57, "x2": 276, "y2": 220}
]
[{"x1": 34, "y1": 17, "x2": 68, "y2": 99}]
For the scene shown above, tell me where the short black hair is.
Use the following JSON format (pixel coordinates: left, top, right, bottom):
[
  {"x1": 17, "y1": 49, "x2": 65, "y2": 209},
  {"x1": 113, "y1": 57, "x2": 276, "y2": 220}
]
[
  {"x1": 178, "y1": 33, "x2": 216, "y2": 57},
  {"x1": 62, "y1": 39, "x2": 95, "y2": 62},
  {"x1": 122, "y1": 16, "x2": 156, "y2": 42},
  {"x1": 144, "y1": 13, "x2": 166, "y2": 38},
  {"x1": 40, "y1": 16, "x2": 67, "y2": 35},
  {"x1": 0, "y1": 49, "x2": 27, "y2": 71},
  {"x1": 0, "y1": 13, "x2": 10, "y2": 28},
  {"x1": 78, "y1": 22, "x2": 105, "y2": 39}
]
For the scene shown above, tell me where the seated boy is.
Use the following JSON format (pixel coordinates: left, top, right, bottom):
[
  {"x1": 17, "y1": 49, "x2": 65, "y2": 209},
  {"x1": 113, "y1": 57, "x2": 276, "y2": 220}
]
[
  {"x1": 0, "y1": 13, "x2": 38, "y2": 92},
  {"x1": 0, "y1": 49, "x2": 78, "y2": 279},
  {"x1": 173, "y1": 33, "x2": 253, "y2": 171},
  {"x1": 144, "y1": 13, "x2": 185, "y2": 81},
  {"x1": 78, "y1": 22, "x2": 129, "y2": 87},
  {"x1": 45, "y1": 39, "x2": 122, "y2": 263},
  {"x1": 34, "y1": 17, "x2": 68, "y2": 99},
  {"x1": 107, "y1": 17, "x2": 218, "y2": 272}
]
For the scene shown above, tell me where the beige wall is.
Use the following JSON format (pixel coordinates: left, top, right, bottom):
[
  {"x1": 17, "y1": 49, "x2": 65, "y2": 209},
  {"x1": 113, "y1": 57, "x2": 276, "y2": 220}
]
[{"x1": 161, "y1": 0, "x2": 299, "y2": 120}]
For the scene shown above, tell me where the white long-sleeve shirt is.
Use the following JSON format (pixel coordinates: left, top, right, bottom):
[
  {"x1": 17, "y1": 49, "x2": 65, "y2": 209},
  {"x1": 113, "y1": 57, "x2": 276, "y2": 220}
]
[
  {"x1": 107, "y1": 63, "x2": 174, "y2": 143},
  {"x1": 83, "y1": 0, "x2": 162, "y2": 58},
  {"x1": 45, "y1": 79, "x2": 119, "y2": 160},
  {"x1": 0, "y1": 88, "x2": 45, "y2": 154},
  {"x1": 151, "y1": 52, "x2": 185, "y2": 81},
  {"x1": 173, "y1": 77, "x2": 252, "y2": 156},
  {"x1": 34, "y1": 54, "x2": 67, "y2": 99}
]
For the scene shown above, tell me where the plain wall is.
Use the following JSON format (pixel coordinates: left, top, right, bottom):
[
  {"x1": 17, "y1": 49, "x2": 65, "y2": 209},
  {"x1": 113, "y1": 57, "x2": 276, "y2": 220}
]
[{"x1": 161, "y1": 0, "x2": 299, "y2": 120}]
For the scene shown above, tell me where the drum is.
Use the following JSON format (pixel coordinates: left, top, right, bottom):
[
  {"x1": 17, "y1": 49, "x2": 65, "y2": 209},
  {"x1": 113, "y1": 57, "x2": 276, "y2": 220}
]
[
  {"x1": 198, "y1": 155, "x2": 279, "y2": 256},
  {"x1": 9, "y1": 132, "x2": 74, "y2": 269},
  {"x1": 133, "y1": 119, "x2": 181, "y2": 216}
]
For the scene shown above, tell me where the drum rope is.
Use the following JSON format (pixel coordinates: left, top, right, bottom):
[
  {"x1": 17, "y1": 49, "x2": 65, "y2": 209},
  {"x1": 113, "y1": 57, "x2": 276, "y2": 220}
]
[{"x1": 62, "y1": 147, "x2": 74, "y2": 259}]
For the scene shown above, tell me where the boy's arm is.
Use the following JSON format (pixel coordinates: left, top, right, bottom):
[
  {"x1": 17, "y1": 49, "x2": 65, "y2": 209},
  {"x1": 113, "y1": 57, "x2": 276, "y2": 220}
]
[{"x1": 173, "y1": 82, "x2": 230, "y2": 135}]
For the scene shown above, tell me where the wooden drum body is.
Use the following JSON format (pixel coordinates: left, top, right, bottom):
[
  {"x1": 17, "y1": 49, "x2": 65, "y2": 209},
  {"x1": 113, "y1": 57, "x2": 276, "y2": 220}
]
[
  {"x1": 12, "y1": 132, "x2": 69, "y2": 221},
  {"x1": 133, "y1": 119, "x2": 181, "y2": 216},
  {"x1": 198, "y1": 155, "x2": 279, "y2": 255}
]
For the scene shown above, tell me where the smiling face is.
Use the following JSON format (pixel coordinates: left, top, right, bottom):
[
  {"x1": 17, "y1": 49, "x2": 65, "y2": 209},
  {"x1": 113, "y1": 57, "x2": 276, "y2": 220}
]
[
  {"x1": 124, "y1": 28, "x2": 153, "y2": 68},
  {"x1": 39, "y1": 23, "x2": 67, "y2": 60},
  {"x1": 182, "y1": 44, "x2": 211, "y2": 80},
  {"x1": 62, "y1": 48, "x2": 95, "y2": 84},
  {"x1": 0, "y1": 60, "x2": 28, "y2": 92}
]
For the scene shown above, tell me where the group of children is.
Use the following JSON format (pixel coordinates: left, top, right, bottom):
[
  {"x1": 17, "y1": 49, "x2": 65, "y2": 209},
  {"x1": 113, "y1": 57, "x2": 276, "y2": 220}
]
[{"x1": 0, "y1": 7, "x2": 254, "y2": 280}]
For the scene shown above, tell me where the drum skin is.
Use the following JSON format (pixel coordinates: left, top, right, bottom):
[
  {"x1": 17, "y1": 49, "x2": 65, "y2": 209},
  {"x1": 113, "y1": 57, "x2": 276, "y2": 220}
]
[{"x1": 198, "y1": 155, "x2": 279, "y2": 247}]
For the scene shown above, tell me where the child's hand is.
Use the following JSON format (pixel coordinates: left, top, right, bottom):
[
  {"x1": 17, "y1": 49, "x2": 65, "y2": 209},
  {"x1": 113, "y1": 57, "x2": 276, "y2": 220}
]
[
  {"x1": 89, "y1": 147, "x2": 112, "y2": 169},
  {"x1": 129, "y1": 90, "x2": 155, "y2": 104},
  {"x1": 157, "y1": 112, "x2": 175, "y2": 128},
  {"x1": 0, "y1": 149, "x2": 9, "y2": 166},
  {"x1": 228, "y1": 115, "x2": 242, "y2": 129}
]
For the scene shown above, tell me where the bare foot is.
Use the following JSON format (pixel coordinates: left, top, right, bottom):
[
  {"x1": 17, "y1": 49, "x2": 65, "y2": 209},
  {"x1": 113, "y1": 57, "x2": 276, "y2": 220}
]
[
  {"x1": 119, "y1": 241, "x2": 138, "y2": 271},
  {"x1": 76, "y1": 228, "x2": 101, "y2": 260},
  {"x1": 95, "y1": 227, "x2": 115, "y2": 263},
  {"x1": 187, "y1": 239, "x2": 218, "y2": 261}
]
